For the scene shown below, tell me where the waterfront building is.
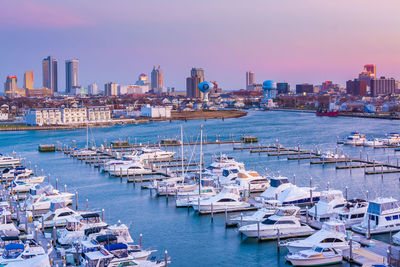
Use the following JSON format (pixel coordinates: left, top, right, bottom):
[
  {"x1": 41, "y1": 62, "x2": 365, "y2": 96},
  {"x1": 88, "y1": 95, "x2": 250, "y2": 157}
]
[
  {"x1": 42, "y1": 56, "x2": 58, "y2": 92},
  {"x1": 246, "y1": 71, "x2": 255, "y2": 90},
  {"x1": 88, "y1": 82, "x2": 98, "y2": 95},
  {"x1": 186, "y1": 67, "x2": 205, "y2": 98},
  {"x1": 65, "y1": 59, "x2": 79, "y2": 94},
  {"x1": 151, "y1": 66, "x2": 163, "y2": 94},
  {"x1": 23, "y1": 71, "x2": 33, "y2": 89},
  {"x1": 4, "y1": 76, "x2": 18, "y2": 97},
  {"x1": 104, "y1": 82, "x2": 119, "y2": 96},
  {"x1": 370, "y1": 77, "x2": 396, "y2": 97},
  {"x1": 296, "y1": 83, "x2": 314, "y2": 94},
  {"x1": 26, "y1": 106, "x2": 111, "y2": 126},
  {"x1": 346, "y1": 79, "x2": 367, "y2": 96},
  {"x1": 141, "y1": 104, "x2": 172, "y2": 118},
  {"x1": 276, "y1": 82, "x2": 290, "y2": 94}
]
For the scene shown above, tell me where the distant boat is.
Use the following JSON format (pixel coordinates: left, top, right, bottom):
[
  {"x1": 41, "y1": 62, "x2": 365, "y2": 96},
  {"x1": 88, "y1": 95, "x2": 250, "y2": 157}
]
[{"x1": 316, "y1": 108, "x2": 338, "y2": 117}]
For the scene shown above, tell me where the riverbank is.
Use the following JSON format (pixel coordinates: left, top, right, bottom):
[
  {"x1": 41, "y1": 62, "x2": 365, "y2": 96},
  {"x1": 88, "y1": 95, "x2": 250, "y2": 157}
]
[{"x1": 0, "y1": 110, "x2": 248, "y2": 131}]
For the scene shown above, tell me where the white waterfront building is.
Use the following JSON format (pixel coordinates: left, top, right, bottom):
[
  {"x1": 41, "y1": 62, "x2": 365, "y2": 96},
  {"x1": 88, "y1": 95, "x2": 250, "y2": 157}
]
[
  {"x1": 26, "y1": 107, "x2": 111, "y2": 126},
  {"x1": 140, "y1": 105, "x2": 172, "y2": 118}
]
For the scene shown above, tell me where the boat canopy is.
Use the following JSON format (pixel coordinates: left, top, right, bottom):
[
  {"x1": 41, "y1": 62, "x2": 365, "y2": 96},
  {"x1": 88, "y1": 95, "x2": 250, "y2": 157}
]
[
  {"x1": 104, "y1": 243, "x2": 128, "y2": 251},
  {"x1": 84, "y1": 227, "x2": 102, "y2": 236},
  {"x1": 95, "y1": 234, "x2": 118, "y2": 244},
  {"x1": 1, "y1": 236, "x2": 19, "y2": 241},
  {"x1": 270, "y1": 177, "x2": 289, "y2": 187},
  {"x1": 81, "y1": 213, "x2": 100, "y2": 219},
  {"x1": 5, "y1": 243, "x2": 24, "y2": 250}
]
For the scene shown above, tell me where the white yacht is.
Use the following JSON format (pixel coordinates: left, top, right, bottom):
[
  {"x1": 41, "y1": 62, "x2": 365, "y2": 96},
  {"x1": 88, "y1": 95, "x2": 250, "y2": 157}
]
[
  {"x1": 258, "y1": 176, "x2": 293, "y2": 201},
  {"x1": 155, "y1": 177, "x2": 197, "y2": 196},
  {"x1": 320, "y1": 152, "x2": 346, "y2": 160},
  {"x1": 235, "y1": 171, "x2": 269, "y2": 193},
  {"x1": 337, "y1": 199, "x2": 368, "y2": 228},
  {"x1": 25, "y1": 184, "x2": 74, "y2": 212},
  {"x1": 41, "y1": 200, "x2": 80, "y2": 228},
  {"x1": 283, "y1": 220, "x2": 359, "y2": 253},
  {"x1": 238, "y1": 206, "x2": 314, "y2": 239},
  {"x1": 309, "y1": 190, "x2": 346, "y2": 222},
  {"x1": 9, "y1": 180, "x2": 39, "y2": 193},
  {"x1": 103, "y1": 154, "x2": 139, "y2": 172},
  {"x1": 364, "y1": 138, "x2": 384, "y2": 147},
  {"x1": 352, "y1": 197, "x2": 400, "y2": 234},
  {"x1": 14, "y1": 175, "x2": 45, "y2": 184},
  {"x1": 0, "y1": 156, "x2": 21, "y2": 167},
  {"x1": 0, "y1": 211, "x2": 20, "y2": 236},
  {"x1": 175, "y1": 185, "x2": 218, "y2": 207},
  {"x1": 228, "y1": 205, "x2": 279, "y2": 226},
  {"x1": 344, "y1": 132, "x2": 366, "y2": 146},
  {"x1": 205, "y1": 154, "x2": 245, "y2": 176},
  {"x1": 2, "y1": 167, "x2": 33, "y2": 180},
  {"x1": 384, "y1": 133, "x2": 400, "y2": 145},
  {"x1": 0, "y1": 242, "x2": 47, "y2": 265},
  {"x1": 286, "y1": 246, "x2": 343, "y2": 266},
  {"x1": 72, "y1": 148, "x2": 97, "y2": 157},
  {"x1": 135, "y1": 147, "x2": 175, "y2": 161},
  {"x1": 191, "y1": 186, "x2": 250, "y2": 212},
  {"x1": 277, "y1": 185, "x2": 321, "y2": 206},
  {"x1": 57, "y1": 213, "x2": 108, "y2": 246},
  {"x1": 108, "y1": 161, "x2": 153, "y2": 177}
]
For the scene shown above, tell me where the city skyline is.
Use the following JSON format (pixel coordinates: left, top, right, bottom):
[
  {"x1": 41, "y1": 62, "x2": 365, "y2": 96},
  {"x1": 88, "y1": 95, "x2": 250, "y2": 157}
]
[{"x1": 1, "y1": 0, "x2": 400, "y2": 91}]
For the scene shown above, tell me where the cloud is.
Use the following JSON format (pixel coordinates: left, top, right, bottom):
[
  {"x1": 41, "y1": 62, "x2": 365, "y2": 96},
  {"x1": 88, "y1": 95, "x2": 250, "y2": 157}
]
[{"x1": 0, "y1": 1, "x2": 92, "y2": 29}]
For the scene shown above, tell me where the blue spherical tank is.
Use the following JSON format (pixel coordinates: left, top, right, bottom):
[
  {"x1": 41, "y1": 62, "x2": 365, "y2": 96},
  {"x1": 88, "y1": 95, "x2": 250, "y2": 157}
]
[
  {"x1": 262, "y1": 80, "x2": 276, "y2": 90},
  {"x1": 198, "y1": 81, "x2": 214, "y2": 93}
]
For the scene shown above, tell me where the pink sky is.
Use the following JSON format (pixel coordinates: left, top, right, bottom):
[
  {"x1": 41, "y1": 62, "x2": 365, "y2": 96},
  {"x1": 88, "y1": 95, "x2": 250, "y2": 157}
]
[{"x1": 1, "y1": 0, "x2": 400, "y2": 91}]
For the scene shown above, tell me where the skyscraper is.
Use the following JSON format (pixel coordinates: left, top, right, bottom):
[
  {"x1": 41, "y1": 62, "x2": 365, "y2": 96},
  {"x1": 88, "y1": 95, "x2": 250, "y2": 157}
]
[
  {"x1": 276, "y1": 82, "x2": 290, "y2": 94},
  {"x1": 4, "y1": 76, "x2": 17, "y2": 97},
  {"x1": 151, "y1": 66, "x2": 163, "y2": 94},
  {"x1": 370, "y1": 77, "x2": 396, "y2": 96},
  {"x1": 65, "y1": 59, "x2": 79, "y2": 94},
  {"x1": 246, "y1": 71, "x2": 255, "y2": 90},
  {"x1": 42, "y1": 56, "x2": 58, "y2": 92},
  {"x1": 186, "y1": 67, "x2": 204, "y2": 98},
  {"x1": 359, "y1": 64, "x2": 376, "y2": 87},
  {"x1": 104, "y1": 82, "x2": 119, "y2": 96},
  {"x1": 88, "y1": 82, "x2": 98, "y2": 95},
  {"x1": 23, "y1": 71, "x2": 33, "y2": 89}
]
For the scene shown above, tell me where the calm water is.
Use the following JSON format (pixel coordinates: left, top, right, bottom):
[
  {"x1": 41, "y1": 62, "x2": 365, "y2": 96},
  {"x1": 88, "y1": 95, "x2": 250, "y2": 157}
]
[{"x1": 2, "y1": 110, "x2": 400, "y2": 266}]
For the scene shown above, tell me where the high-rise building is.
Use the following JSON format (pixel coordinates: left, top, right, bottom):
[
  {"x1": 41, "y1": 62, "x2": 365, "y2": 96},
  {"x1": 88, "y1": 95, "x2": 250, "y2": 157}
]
[
  {"x1": 276, "y1": 83, "x2": 290, "y2": 94},
  {"x1": 346, "y1": 79, "x2": 367, "y2": 96},
  {"x1": 66, "y1": 59, "x2": 79, "y2": 94},
  {"x1": 186, "y1": 67, "x2": 205, "y2": 98},
  {"x1": 23, "y1": 71, "x2": 33, "y2": 89},
  {"x1": 151, "y1": 66, "x2": 163, "y2": 94},
  {"x1": 358, "y1": 64, "x2": 376, "y2": 88},
  {"x1": 104, "y1": 82, "x2": 119, "y2": 96},
  {"x1": 370, "y1": 77, "x2": 396, "y2": 97},
  {"x1": 4, "y1": 76, "x2": 18, "y2": 97},
  {"x1": 88, "y1": 82, "x2": 98, "y2": 95},
  {"x1": 296, "y1": 83, "x2": 314, "y2": 94},
  {"x1": 42, "y1": 56, "x2": 58, "y2": 92},
  {"x1": 246, "y1": 71, "x2": 255, "y2": 90}
]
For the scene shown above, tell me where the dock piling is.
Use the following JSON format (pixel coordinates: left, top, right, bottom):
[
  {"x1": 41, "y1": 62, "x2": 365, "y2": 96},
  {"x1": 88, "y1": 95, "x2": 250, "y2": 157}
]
[
  {"x1": 102, "y1": 209, "x2": 105, "y2": 221},
  {"x1": 64, "y1": 184, "x2": 67, "y2": 192},
  {"x1": 165, "y1": 250, "x2": 168, "y2": 267},
  {"x1": 41, "y1": 169, "x2": 44, "y2": 176},
  {"x1": 257, "y1": 221, "x2": 260, "y2": 240},
  {"x1": 140, "y1": 234, "x2": 142, "y2": 249},
  {"x1": 224, "y1": 207, "x2": 227, "y2": 225},
  {"x1": 75, "y1": 191, "x2": 78, "y2": 210},
  {"x1": 52, "y1": 226, "x2": 57, "y2": 247},
  {"x1": 86, "y1": 199, "x2": 88, "y2": 211},
  {"x1": 211, "y1": 203, "x2": 214, "y2": 222},
  {"x1": 34, "y1": 165, "x2": 37, "y2": 176},
  {"x1": 277, "y1": 229, "x2": 280, "y2": 253},
  {"x1": 41, "y1": 215, "x2": 44, "y2": 233},
  {"x1": 56, "y1": 178, "x2": 58, "y2": 190}
]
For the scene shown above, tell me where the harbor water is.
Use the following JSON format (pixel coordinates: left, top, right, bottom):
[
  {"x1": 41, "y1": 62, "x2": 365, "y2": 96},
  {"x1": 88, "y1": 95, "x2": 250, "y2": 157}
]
[{"x1": 2, "y1": 110, "x2": 400, "y2": 266}]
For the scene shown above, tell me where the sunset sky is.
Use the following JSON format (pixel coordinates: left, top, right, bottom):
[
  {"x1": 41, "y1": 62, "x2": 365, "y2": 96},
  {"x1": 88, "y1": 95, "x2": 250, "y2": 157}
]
[{"x1": 1, "y1": 0, "x2": 400, "y2": 91}]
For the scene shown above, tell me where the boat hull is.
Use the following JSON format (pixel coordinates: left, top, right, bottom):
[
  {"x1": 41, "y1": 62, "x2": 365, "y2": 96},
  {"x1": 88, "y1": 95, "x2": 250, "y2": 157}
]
[{"x1": 286, "y1": 256, "x2": 342, "y2": 266}]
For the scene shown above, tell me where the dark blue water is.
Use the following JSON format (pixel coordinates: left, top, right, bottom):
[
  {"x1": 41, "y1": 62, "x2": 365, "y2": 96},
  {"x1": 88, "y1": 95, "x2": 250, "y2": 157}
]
[{"x1": 2, "y1": 110, "x2": 399, "y2": 266}]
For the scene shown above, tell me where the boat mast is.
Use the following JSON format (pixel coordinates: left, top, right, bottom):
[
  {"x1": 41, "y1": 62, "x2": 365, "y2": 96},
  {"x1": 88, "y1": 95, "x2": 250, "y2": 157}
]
[
  {"x1": 181, "y1": 125, "x2": 184, "y2": 181},
  {"x1": 199, "y1": 124, "x2": 203, "y2": 196},
  {"x1": 86, "y1": 122, "x2": 89, "y2": 149}
]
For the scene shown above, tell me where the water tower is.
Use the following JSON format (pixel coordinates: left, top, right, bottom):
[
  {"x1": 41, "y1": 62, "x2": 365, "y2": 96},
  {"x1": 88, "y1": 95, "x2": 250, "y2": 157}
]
[
  {"x1": 198, "y1": 81, "x2": 214, "y2": 102},
  {"x1": 262, "y1": 80, "x2": 277, "y2": 103}
]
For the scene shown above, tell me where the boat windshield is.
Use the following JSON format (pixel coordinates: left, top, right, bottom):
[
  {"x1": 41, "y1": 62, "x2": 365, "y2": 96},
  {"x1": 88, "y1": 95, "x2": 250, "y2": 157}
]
[
  {"x1": 314, "y1": 247, "x2": 323, "y2": 253},
  {"x1": 270, "y1": 178, "x2": 289, "y2": 187},
  {"x1": 261, "y1": 219, "x2": 276, "y2": 225}
]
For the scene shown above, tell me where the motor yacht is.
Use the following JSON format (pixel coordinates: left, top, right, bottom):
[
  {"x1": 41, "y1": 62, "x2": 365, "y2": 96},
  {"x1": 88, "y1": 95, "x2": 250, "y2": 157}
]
[
  {"x1": 282, "y1": 220, "x2": 359, "y2": 253},
  {"x1": 337, "y1": 199, "x2": 368, "y2": 228},
  {"x1": 0, "y1": 241, "x2": 48, "y2": 265},
  {"x1": 308, "y1": 190, "x2": 346, "y2": 222},
  {"x1": 275, "y1": 185, "x2": 320, "y2": 206},
  {"x1": 2, "y1": 167, "x2": 33, "y2": 180},
  {"x1": 71, "y1": 148, "x2": 97, "y2": 157},
  {"x1": 155, "y1": 176, "x2": 197, "y2": 196},
  {"x1": 41, "y1": 200, "x2": 81, "y2": 228},
  {"x1": 0, "y1": 210, "x2": 20, "y2": 236},
  {"x1": 286, "y1": 246, "x2": 343, "y2": 266},
  {"x1": 234, "y1": 171, "x2": 269, "y2": 193},
  {"x1": 384, "y1": 133, "x2": 400, "y2": 145},
  {"x1": 25, "y1": 184, "x2": 74, "y2": 212},
  {"x1": 175, "y1": 186, "x2": 218, "y2": 207},
  {"x1": 352, "y1": 197, "x2": 400, "y2": 234},
  {"x1": 238, "y1": 206, "x2": 314, "y2": 239},
  {"x1": 108, "y1": 161, "x2": 153, "y2": 177},
  {"x1": 319, "y1": 152, "x2": 346, "y2": 161},
  {"x1": 205, "y1": 154, "x2": 245, "y2": 176},
  {"x1": 14, "y1": 175, "x2": 45, "y2": 184},
  {"x1": 103, "y1": 154, "x2": 139, "y2": 172},
  {"x1": 364, "y1": 138, "x2": 384, "y2": 147},
  {"x1": 136, "y1": 147, "x2": 175, "y2": 161},
  {"x1": 344, "y1": 132, "x2": 366, "y2": 146},
  {"x1": 0, "y1": 156, "x2": 21, "y2": 167},
  {"x1": 228, "y1": 204, "x2": 279, "y2": 226},
  {"x1": 57, "y1": 213, "x2": 108, "y2": 246},
  {"x1": 191, "y1": 186, "x2": 250, "y2": 212},
  {"x1": 9, "y1": 180, "x2": 38, "y2": 193},
  {"x1": 258, "y1": 176, "x2": 293, "y2": 201}
]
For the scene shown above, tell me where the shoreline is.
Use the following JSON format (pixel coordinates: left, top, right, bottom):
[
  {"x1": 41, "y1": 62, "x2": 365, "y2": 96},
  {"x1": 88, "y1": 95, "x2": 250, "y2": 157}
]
[{"x1": 0, "y1": 110, "x2": 248, "y2": 131}]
